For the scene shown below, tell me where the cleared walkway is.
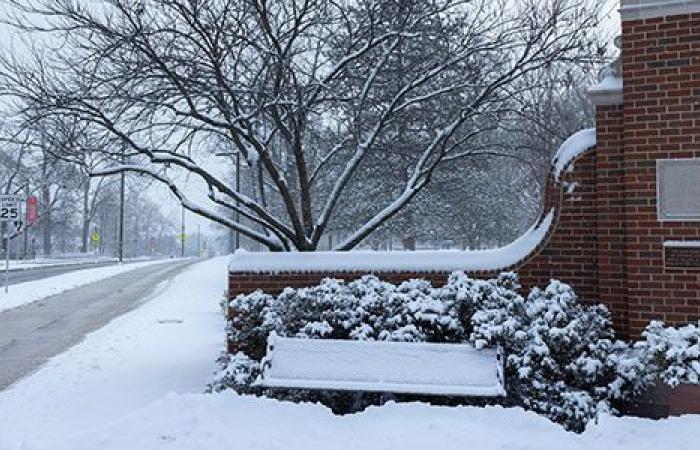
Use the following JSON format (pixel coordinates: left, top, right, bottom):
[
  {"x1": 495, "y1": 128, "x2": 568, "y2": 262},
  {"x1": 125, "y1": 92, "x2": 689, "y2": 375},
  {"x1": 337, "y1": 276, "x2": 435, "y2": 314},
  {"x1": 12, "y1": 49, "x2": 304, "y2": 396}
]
[{"x1": 0, "y1": 259, "x2": 196, "y2": 390}]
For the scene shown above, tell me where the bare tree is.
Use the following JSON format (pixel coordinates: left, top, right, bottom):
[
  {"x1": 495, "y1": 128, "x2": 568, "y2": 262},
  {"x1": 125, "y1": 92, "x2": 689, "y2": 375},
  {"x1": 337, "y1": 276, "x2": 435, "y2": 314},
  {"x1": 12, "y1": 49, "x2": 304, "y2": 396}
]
[{"x1": 1, "y1": 0, "x2": 602, "y2": 251}]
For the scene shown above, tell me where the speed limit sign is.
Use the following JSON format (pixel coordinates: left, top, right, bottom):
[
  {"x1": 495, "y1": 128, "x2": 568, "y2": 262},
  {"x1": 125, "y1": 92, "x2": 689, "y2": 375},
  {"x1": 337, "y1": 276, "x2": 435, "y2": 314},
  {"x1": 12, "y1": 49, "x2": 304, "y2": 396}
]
[{"x1": 0, "y1": 195, "x2": 23, "y2": 222}]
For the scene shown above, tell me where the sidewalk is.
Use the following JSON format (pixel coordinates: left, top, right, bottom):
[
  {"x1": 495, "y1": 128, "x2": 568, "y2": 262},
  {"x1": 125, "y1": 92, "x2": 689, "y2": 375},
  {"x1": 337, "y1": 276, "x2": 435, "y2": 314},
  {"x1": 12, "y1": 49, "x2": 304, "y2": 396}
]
[
  {"x1": 0, "y1": 258, "x2": 180, "y2": 313},
  {"x1": 0, "y1": 259, "x2": 196, "y2": 389},
  {"x1": 0, "y1": 257, "x2": 227, "y2": 448}
]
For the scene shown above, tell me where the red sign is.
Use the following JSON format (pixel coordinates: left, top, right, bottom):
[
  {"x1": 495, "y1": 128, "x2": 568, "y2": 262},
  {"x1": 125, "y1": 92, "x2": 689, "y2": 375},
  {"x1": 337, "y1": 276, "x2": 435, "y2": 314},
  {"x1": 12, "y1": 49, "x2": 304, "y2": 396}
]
[{"x1": 26, "y1": 196, "x2": 38, "y2": 225}]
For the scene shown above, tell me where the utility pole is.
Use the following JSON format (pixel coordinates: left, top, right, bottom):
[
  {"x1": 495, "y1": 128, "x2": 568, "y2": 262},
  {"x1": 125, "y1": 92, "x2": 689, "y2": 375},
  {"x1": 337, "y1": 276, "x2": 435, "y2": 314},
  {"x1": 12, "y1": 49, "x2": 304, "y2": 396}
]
[
  {"x1": 235, "y1": 152, "x2": 241, "y2": 250},
  {"x1": 118, "y1": 153, "x2": 125, "y2": 263},
  {"x1": 23, "y1": 186, "x2": 30, "y2": 259},
  {"x1": 181, "y1": 204, "x2": 185, "y2": 258}
]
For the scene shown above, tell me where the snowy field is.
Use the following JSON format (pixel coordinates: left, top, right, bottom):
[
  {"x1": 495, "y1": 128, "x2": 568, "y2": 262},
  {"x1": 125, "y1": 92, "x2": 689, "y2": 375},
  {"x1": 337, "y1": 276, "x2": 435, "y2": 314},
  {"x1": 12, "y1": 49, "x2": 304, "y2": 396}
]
[
  {"x1": 4, "y1": 254, "x2": 158, "y2": 271},
  {"x1": 0, "y1": 257, "x2": 697, "y2": 450},
  {"x1": 0, "y1": 258, "x2": 178, "y2": 313}
]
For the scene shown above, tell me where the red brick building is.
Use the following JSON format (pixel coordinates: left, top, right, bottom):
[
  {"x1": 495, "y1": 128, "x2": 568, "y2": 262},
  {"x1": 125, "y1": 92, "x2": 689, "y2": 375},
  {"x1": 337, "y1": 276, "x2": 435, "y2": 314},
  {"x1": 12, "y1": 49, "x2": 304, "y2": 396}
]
[{"x1": 587, "y1": 0, "x2": 700, "y2": 339}]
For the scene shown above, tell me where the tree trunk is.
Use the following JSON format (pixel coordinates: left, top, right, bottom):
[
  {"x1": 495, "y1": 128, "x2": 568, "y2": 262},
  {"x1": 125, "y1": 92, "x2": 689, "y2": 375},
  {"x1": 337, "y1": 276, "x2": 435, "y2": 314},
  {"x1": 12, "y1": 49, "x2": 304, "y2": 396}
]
[{"x1": 41, "y1": 184, "x2": 51, "y2": 257}]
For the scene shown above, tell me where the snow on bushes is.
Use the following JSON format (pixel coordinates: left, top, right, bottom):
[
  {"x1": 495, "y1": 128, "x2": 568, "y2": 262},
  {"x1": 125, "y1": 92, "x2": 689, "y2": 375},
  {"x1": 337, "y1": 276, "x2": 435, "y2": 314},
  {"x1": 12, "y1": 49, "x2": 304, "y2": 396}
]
[
  {"x1": 636, "y1": 321, "x2": 700, "y2": 387},
  {"x1": 214, "y1": 273, "x2": 700, "y2": 433},
  {"x1": 231, "y1": 275, "x2": 468, "y2": 346}
]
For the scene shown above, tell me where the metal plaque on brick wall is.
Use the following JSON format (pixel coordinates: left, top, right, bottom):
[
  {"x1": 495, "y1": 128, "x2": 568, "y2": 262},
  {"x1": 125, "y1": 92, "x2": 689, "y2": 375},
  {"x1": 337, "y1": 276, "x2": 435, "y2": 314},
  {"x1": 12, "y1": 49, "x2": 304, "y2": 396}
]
[
  {"x1": 664, "y1": 241, "x2": 700, "y2": 269},
  {"x1": 657, "y1": 159, "x2": 700, "y2": 221}
]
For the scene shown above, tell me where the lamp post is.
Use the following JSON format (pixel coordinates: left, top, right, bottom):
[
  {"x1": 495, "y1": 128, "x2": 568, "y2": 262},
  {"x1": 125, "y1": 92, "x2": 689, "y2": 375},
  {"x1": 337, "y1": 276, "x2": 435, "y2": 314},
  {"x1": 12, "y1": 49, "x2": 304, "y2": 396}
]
[{"x1": 181, "y1": 204, "x2": 185, "y2": 258}]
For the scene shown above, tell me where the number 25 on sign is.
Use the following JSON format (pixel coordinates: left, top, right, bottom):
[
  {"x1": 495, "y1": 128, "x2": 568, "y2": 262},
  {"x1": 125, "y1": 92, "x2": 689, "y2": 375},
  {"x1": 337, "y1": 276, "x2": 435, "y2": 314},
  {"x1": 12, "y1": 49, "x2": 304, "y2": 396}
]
[
  {"x1": 1, "y1": 194, "x2": 23, "y2": 294},
  {"x1": 0, "y1": 195, "x2": 23, "y2": 222}
]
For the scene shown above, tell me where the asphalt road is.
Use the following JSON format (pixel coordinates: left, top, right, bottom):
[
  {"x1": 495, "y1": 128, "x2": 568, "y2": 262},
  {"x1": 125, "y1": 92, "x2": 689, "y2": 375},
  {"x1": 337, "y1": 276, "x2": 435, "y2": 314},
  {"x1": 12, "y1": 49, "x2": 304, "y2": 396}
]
[
  {"x1": 0, "y1": 259, "x2": 196, "y2": 390},
  {"x1": 2, "y1": 261, "x2": 123, "y2": 286}
]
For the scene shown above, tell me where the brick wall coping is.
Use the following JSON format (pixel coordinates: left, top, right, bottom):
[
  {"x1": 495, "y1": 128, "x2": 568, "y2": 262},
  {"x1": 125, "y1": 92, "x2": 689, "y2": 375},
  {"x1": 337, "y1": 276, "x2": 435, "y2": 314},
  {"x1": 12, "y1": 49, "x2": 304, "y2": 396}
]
[
  {"x1": 588, "y1": 77, "x2": 623, "y2": 106},
  {"x1": 551, "y1": 128, "x2": 597, "y2": 181},
  {"x1": 664, "y1": 240, "x2": 700, "y2": 247},
  {"x1": 620, "y1": 0, "x2": 700, "y2": 21},
  {"x1": 229, "y1": 125, "x2": 598, "y2": 275},
  {"x1": 229, "y1": 210, "x2": 554, "y2": 274}
]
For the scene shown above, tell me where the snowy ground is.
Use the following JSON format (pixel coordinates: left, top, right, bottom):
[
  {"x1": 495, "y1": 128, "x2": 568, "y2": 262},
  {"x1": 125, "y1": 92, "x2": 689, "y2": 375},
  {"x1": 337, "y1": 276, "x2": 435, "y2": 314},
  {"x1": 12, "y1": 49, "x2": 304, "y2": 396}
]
[
  {"x1": 4, "y1": 254, "x2": 155, "y2": 271},
  {"x1": 0, "y1": 257, "x2": 697, "y2": 450},
  {"x1": 0, "y1": 258, "x2": 177, "y2": 313}
]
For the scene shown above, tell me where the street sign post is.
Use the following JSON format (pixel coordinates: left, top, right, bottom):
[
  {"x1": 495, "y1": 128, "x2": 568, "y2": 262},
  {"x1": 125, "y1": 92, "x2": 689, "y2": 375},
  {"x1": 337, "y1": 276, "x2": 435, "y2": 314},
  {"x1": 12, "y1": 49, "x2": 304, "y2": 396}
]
[
  {"x1": 1, "y1": 195, "x2": 24, "y2": 293},
  {"x1": 91, "y1": 231, "x2": 101, "y2": 260}
]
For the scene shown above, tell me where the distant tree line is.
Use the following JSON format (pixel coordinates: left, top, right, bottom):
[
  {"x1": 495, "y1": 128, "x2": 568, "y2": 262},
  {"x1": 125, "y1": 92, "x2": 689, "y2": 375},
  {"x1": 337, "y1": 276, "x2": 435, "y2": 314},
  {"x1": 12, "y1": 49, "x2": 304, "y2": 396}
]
[{"x1": 0, "y1": 116, "x2": 180, "y2": 258}]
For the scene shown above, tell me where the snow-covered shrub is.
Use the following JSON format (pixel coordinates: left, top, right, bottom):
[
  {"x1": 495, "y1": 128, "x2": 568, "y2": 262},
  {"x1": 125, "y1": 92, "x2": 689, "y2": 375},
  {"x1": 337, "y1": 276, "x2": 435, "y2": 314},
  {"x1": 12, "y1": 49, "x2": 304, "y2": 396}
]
[
  {"x1": 380, "y1": 279, "x2": 465, "y2": 342},
  {"x1": 606, "y1": 343, "x2": 653, "y2": 401},
  {"x1": 227, "y1": 291, "x2": 276, "y2": 360},
  {"x1": 208, "y1": 352, "x2": 262, "y2": 394},
  {"x1": 272, "y1": 278, "x2": 358, "y2": 339},
  {"x1": 445, "y1": 277, "x2": 621, "y2": 431},
  {"x1": 635, "y1": 321, "x2": 700, "y2": 387},
  {"x1": 604, "y1": 321, "x2": 700, "y2": 403},
  {"x1": 241, "y1": 275, "x2": 466, "y2": 343},
  {"x1": 447, "y1": 272, "x2": 526, "y2": 349},
  {"x1": 217, "y1": 273, "x2": 700, "y2": 433}
]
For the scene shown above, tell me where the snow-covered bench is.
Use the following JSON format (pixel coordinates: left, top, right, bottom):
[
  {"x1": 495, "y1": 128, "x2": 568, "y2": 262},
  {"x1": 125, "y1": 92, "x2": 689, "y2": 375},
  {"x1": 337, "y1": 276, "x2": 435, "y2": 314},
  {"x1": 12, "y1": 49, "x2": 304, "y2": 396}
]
[{"x1": 259, "y1": 332, "x2": 506, "y2": 397}]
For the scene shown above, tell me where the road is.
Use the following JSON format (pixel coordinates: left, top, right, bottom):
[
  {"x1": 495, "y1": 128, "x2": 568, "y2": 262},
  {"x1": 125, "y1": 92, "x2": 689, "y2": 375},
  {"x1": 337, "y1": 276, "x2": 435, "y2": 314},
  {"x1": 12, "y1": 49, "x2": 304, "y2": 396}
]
[
  {"x1": 2, "y1": 261, "x2": 123, "y2": 286},
  {"x1": 0, "y1": 259, "x2": 197, "y2": 390}
]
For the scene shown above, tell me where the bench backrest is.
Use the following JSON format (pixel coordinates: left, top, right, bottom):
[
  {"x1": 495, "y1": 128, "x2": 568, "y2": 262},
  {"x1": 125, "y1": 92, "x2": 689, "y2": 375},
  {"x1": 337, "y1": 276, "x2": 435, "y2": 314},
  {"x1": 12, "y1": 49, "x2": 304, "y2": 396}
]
[{"x1": 259, "y1": 332, "x2": 505, "y2": 397}]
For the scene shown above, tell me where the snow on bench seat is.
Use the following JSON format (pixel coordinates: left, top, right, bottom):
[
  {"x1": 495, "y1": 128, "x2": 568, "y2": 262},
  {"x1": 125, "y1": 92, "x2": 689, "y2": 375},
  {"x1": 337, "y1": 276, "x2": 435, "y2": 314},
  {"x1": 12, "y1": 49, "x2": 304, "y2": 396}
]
[{"x1": 259, "y1": 333, "x2": 506, "y2": 397}]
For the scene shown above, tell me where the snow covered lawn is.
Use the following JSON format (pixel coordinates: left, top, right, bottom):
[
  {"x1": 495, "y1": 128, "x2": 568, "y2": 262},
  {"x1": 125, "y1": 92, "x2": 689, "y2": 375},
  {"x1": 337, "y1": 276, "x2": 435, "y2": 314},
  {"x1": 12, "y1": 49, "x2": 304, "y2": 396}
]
[
  {"x1": 0, "y1": 258, "x2": 178, "y2": 313},
  {"x1": 0, "y1": 257, "x2": 697, "y2": 450},
  {"x1": 4, "y1": 255, "x2": 134, "y2": 271}
]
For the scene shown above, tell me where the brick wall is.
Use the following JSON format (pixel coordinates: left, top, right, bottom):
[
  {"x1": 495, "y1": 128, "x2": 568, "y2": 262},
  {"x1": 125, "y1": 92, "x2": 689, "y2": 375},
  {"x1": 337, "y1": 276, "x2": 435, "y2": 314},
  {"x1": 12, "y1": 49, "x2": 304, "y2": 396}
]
[
  {"x1": 517, "y1": 153, "x2": 599, "y2": 310},
  {"x1": 621, "y1": 13, "x2": 700, "y2": 337},
  {"x1": 595, "y1": 104, "x2": 629, "y2": 336}
]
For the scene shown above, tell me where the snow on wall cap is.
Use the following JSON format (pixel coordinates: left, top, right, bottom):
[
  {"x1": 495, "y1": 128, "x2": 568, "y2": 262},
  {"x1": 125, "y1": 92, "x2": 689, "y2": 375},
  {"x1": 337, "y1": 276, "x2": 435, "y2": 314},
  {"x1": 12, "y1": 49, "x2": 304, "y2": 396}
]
[
  {"x1": 588, "y1": 77, "x2": 623, "y2": 106},
  {"x1": 620, "y1": 0, "x2": 700, "y2": 21},
  {"x1": 229, "y1": 210, "x2": 554, "y2": 274},
  {"x1": 551, "y1": 128, "x2": 596, "y2": 182},
  {"x1": 664, "y1": 240, "x2": 700, "y2": 247}
]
